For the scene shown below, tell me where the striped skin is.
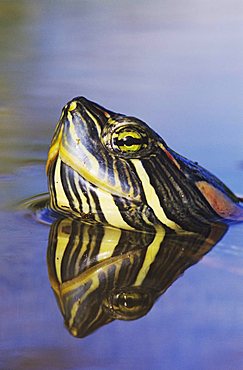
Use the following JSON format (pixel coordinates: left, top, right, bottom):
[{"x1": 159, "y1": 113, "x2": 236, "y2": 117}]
[
  {"x1": 47, "y1": 97, "x2": 243, "y2": 233},
  {"x1": 47, "y1": 218, "x2": 227, "y2": 338}
]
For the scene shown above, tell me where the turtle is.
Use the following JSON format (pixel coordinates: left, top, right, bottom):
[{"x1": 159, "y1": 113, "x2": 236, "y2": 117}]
[{"x1": 46, "y1": 96, "x2": 243, "y2": 233}]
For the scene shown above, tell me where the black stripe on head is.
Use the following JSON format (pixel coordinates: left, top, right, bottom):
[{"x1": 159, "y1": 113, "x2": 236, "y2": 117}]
[
  {"x1": 72, "y1": 108, "x2": 100, "y2": 140},
  {"x1": 111, "y1": 195, "x2": 155, "y2": 231},
  {"x1": 142, "y1": 155, "x2": 216, "y2": 233},
  {"x1": 77, "y1": 174, "x2": 92, "y2": 214},
  {"x1": 60, "y1": 161, "x2": 80, "y2": 214},
  {"x1": 89, "y1": 186, "x2": 107, "y2": 223},
  {"x1": 115, "y1": 159, "x2": 130, "y2": 193},
  {"x1": 127, "y1": 160, "x2": 147, "y2": 201},
  {"x1": 68, "y1": 172, "x2": 84, "y2": 214}
]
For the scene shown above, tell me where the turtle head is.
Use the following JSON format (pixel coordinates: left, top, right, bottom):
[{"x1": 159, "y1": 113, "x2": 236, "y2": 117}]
[
  {"x1": 46, "y1": 97, "x2": 243, "y2": 232},
  {"x1": 46, "y1": 97, "x2": 179, "y2": 230},
  {"x1": 46, "y1": 96, "x2": 164, "y2": 198}
]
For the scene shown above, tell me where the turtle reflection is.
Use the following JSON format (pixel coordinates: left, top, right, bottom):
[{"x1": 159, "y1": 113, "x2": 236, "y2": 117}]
[{"x1": 47, "y1": 219, "x2": 227, "y2": 338}]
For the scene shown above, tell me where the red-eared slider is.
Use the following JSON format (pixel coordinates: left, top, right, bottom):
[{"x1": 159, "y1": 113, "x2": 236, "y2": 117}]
[
  {"x1": 46, "y1": 97, "x2": 243, "y2": 232},
  {"x1": 47, "y1": 218, "x2": 227, "y2": 338}
]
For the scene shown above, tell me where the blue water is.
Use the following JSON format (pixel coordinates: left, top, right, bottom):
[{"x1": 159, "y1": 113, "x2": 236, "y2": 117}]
[{"x1": 0, "y1": 1, "x2": 243, "y2": 369}]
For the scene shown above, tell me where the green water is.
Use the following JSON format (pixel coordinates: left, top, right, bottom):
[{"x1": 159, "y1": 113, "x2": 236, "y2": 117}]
[{"x1": 1, "y1": 1, "x2": 243, "y2": 369}]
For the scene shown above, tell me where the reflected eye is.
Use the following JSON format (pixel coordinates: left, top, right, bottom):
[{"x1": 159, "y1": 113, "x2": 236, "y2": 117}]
[
  {"x1": 112, "y1": 128, "x2": 148, "y2": 153},
  {"x1": 103, "y1": 289, "x2": 153, "y2": 320}
]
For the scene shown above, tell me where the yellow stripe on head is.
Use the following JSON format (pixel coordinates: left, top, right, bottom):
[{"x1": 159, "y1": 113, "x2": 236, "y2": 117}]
[{"x1": 131, "y1": 160, "x2": 181, "y2": 231}]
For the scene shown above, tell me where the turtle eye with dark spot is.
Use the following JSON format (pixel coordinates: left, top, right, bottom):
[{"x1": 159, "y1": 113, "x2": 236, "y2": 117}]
[
  {"x1": 103, "y1": 289, "x2": 153, "y2": 320},
  {"x1": 111, "y1": 127, "x2": 148, "y2": 153}
]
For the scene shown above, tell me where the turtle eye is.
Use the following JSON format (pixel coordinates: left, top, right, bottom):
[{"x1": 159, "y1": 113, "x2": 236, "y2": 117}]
[
  {"x1": 103, "y1": 289, "x2": 153, "y2": 320},
  {"x1": 112, "y1": 127, "x2": 148, "y2": 153}
]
